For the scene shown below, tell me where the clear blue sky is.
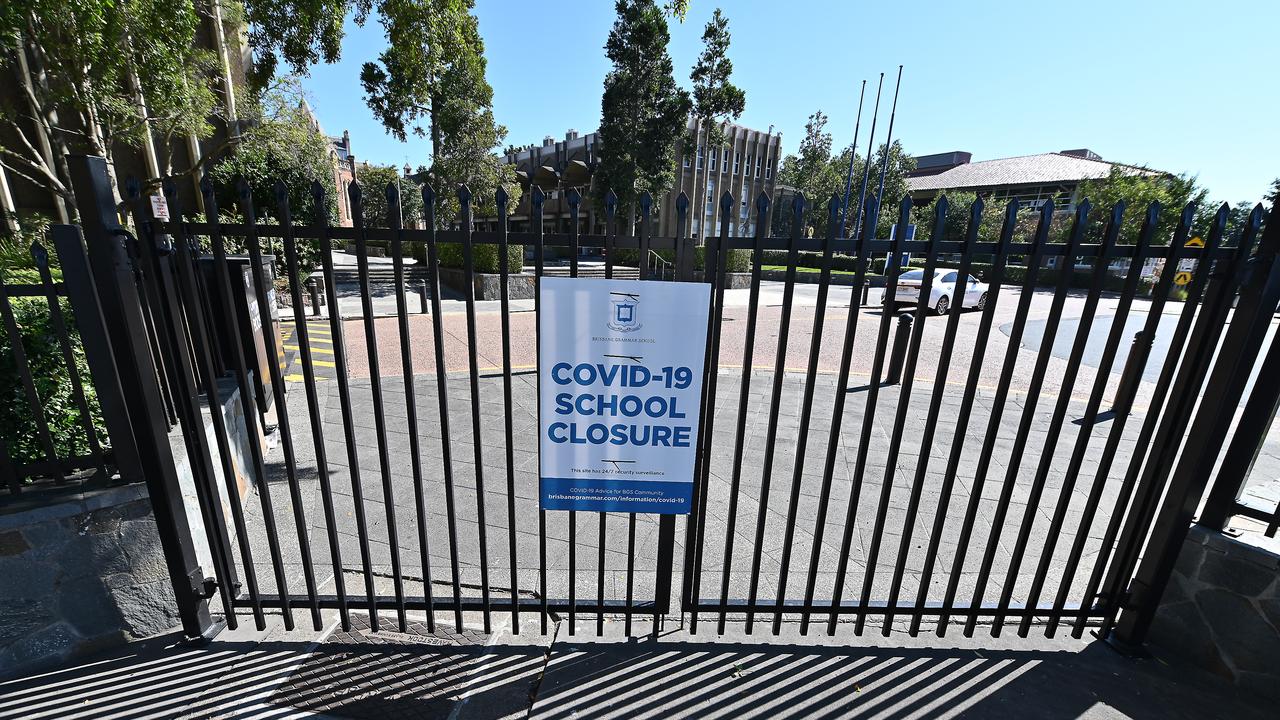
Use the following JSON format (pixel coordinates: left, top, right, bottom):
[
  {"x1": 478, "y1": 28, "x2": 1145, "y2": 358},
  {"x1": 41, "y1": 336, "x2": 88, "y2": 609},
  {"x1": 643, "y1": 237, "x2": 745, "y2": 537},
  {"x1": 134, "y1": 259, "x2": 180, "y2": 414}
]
[{"x1": 300, "y1": 0, "x2": 1278, "y2": 205}]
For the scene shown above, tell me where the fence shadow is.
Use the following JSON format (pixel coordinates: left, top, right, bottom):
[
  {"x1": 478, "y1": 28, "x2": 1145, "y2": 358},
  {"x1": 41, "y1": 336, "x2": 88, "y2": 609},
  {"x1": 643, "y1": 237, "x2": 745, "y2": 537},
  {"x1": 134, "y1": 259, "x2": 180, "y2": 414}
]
[{"x1": 529, "y1": 634, "x2": 1268, "y2": 720}]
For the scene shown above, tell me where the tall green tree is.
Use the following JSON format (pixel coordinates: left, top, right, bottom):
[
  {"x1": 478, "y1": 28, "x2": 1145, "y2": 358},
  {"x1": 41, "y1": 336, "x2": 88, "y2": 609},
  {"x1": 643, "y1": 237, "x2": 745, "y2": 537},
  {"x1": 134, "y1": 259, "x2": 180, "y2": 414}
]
[
  {"x1": 0, "y1": 0, "x2": 220, "y2": 219},
  {"x1": 358, "y1": 0, "x2": 516, "y2": 226},
  {"x1": 355, "y1": 163, "x2": 424, "y2": 228},
  {"x1": 1076, "y1": 167, "x2": 1207, "y2": 245},
  {"x1": 690, "y1": 9, "x2": 745, "y2": 148},
  {"x1": 688, "y1": 8, "x2": 744, "y2": 224},
  {"x1": 774, "y1": 111, "x2": 841, "y2": 237},
  {"x1": 595, "y1": 0, "x2": 692, "y2": 225}
]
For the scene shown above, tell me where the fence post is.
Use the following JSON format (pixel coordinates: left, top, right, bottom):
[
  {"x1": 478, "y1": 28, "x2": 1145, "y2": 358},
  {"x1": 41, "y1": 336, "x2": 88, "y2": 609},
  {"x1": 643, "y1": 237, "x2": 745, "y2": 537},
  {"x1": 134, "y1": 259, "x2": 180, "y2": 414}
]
[
  {"x1": 1110, "y1": 204, "x2": 1280, "y2": 650},
  {"x1": 64, "y1": 155, "x2": 213, "y2": 638}
]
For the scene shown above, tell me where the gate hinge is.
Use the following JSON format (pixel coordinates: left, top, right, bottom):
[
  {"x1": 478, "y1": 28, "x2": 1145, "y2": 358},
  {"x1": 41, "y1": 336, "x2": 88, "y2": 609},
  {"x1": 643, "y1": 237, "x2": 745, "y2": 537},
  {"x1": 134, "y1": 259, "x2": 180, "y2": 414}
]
[{"x1": 189, "y1": 570, "x2": 218, "y2": 600}]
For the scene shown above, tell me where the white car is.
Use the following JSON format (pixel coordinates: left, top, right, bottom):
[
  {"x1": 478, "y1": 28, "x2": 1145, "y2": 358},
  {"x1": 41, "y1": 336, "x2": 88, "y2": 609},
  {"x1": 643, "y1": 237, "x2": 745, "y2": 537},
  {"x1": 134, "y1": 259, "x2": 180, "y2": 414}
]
[{"x1": 882, "y1": 268, "x2": 989, "y2": 315}]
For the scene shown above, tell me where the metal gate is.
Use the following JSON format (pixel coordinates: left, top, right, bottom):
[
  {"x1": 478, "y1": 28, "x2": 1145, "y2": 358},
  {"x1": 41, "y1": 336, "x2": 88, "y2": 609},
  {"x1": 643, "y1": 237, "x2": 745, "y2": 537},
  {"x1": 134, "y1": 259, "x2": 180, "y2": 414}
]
[{"x1": 62, "y1": 155, "x2": 1278, "y2": 645}]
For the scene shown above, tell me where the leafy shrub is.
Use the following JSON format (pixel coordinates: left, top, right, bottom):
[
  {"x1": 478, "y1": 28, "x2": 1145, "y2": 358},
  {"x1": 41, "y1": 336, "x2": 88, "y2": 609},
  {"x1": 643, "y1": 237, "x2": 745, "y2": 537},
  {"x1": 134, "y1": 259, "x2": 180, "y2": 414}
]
[
  {"x1": 436, "y1": 242, "x2": 525, "y2": 273},
  {"x1": 0, "y1": 297, "x2": 107, "y2": 469},
  {"x1": 610, "y1": 247, "x2": 751, "y2": 273}
]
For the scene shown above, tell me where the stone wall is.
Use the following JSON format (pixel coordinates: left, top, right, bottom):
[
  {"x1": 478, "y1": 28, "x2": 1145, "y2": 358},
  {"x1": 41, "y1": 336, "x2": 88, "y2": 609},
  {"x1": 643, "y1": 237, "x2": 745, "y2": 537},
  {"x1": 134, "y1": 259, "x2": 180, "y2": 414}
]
[
  {"x1": 0, "y1": 485, "x2": 179, "y2": 677},
  {"x1": 1148, "y1": 524, "x2": 1280, "y2": 701},
  {"x1": 438, "y1": 267, "x2": 536, "y2": 300}
]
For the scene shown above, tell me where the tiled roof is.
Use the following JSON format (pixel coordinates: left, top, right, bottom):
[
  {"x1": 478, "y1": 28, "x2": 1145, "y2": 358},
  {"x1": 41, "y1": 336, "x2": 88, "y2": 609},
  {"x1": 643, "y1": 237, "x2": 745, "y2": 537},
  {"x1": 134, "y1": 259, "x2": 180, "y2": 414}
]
[{"x1": 907, "y1": 153, "x2": 1155, "y2": 192}]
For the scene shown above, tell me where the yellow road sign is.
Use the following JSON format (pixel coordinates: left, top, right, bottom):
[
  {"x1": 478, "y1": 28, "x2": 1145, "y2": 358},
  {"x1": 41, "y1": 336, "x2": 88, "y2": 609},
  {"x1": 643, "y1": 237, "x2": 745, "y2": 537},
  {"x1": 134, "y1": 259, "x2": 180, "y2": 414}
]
[
  {"x1": 1175, "y1": 270, "x2": 1193, "y2": 286},
  {"x1": 1186, "y1": 236, "x2": 1205, "y2": 248}
]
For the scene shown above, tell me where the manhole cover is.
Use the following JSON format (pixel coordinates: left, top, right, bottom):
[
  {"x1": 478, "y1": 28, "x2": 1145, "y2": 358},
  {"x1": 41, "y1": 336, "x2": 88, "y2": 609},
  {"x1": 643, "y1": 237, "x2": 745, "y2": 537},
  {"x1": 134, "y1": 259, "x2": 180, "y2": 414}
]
[{"x1": 270, "y1": 614, "x2": 489, "y2": 719}]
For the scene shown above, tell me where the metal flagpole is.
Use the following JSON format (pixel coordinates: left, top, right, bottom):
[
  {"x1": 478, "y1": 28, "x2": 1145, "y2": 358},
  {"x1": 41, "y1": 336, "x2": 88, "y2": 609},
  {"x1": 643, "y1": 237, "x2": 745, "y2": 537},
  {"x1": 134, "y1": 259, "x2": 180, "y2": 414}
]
[
  {"x1": 850, "y1": 73, "x2": 884, "y2": 244},
  {"x1": 868, "y1": 65, "x2": 905, "y2": 242},
  {"x1": 839, "y1": 80, "x2": 867, "y2": 239}
]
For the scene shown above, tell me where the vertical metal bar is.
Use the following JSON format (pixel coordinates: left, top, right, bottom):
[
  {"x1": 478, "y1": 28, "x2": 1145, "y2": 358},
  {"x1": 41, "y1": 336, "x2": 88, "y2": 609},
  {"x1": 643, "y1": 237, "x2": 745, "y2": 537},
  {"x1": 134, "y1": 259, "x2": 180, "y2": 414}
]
[
  {"x1": 31, "y1": 242, "x2": 103, "y2": 464},
  {"x1": 936, "y1": 200, "x2": 1050, "y2": 634},
  {"x1": 421, "y1": 185, "x2": 465, "y2": 632},
  {"x1": 992, "y1": 201, "x2": 1123, "y2": 637},
  {"x1": 772, "y1": 196, "x2": 842, "y2": 635},
  {"x1": 683, "y1": 194, "x2": 718, "y2": 629},
  {"x1": 744, "y1": 192, "x2": 804, "y2": 634},
  {"x1": 905, "y1": 198, "x2": 1001, "y2": 636},
  {"x1": 150, "y1": 186, "x2": 242, "y2": 632},
  {"x1": 349, "y1": 181, "x2": 408, "y2": 631},
  {"x1": 531, "y1": 186, "x2": 549, "y2": 635},
  {"x1": 313, "y1": 181, "x2": 380, "y2": 629},
  {"x1": 457, "y1": 186, "x2": 493, "y2": 634},
  {"x1": 798, "y1": 193, "x2": 877, "y2": 635},
  {"x1": 120, "y1": 220, "x2": 178, "y2": 429},
  {"x1": 564, "y1": 188, "x2": 580, "y2": 637},
  {"x1": 1201, "y1": 333, "x2": 1280, "y2": 528},
  {"x1": 826, "y1": 194, "x2": 909, "y2": 635},
  {"x1": 131, "y1": 183, "x2": 243, "y2": 629},
  {"x1": 854, "y1": 196, "x2": 933, "y2": 636},
  {"x1": 495, "y1": 187, "x2": 519, "y2": 634},
  {"x1": 881, "y1": 197, "x2": 966, "y2": 632},
  {"x1": 201, "y1": 177, "x2": 294, "y2": 627},
  {"x1": 1107, "y1": 204, "x2": 1273, "y2": 647},
  {"x1": 688, "y1": 191, "x2": 733, "y2": 635},
  {"x1": 605, "y1": 191, "x2": 618, "y2": 281},
  {"x1": 1045, "y1": 204, "x2": 1189, "y2": 636},
  {"x1": 275, "y1": 182, "x2": 350, "y2": 631},
  {"x1": 963, "y1": 200, "x2": 1087, "y2": 637},
  {"x1": 1018, "y1": 202, "x2": 1155, "y2": 637},
  {"x1": 0, "y1": 279, "x2": 58, "y2": 463},
  {"x1": 1070, "y1": 205, "x2": 1224, "y2": 638},
  {"x1": 386, "y1": 183, "x2": 435, "y2": 633},
  {"x1": 236, "y1": 178, "x2": 321, "y2": 631},
  {"x1": 718, "y1": 193, "x2": 770, "y2": 634}
]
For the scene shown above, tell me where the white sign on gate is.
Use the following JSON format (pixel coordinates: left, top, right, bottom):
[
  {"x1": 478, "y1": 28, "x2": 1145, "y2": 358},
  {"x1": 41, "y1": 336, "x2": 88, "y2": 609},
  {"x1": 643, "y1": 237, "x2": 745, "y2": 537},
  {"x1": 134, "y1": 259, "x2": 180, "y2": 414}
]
[{"x1": 538, "y1": 276, "x2": 710, "y2": 514}]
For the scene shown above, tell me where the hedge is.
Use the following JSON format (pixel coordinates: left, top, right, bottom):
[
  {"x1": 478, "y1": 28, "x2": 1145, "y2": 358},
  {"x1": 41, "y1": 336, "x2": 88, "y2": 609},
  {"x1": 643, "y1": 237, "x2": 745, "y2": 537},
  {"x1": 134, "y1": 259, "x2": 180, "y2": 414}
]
[
  {"x1": 435, "y1": 242, "x2": 525, "y2": 274},
  {"x1": 610, "y1": 247, "x2": 752, "y2": 273}
]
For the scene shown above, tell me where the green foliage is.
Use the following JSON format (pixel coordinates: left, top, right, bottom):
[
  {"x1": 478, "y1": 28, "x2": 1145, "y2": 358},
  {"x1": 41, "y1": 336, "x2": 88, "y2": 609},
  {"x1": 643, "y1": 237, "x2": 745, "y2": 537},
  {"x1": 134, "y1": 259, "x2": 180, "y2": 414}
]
[
  {"x1": 594, "y1": 0, "x2": 692, "y2": 223},
  {"x1": 609, "y1": 246, "x2": 750, "y2": 272},
  {"x1": 773, "y1": 111, "x2": 840, "y2": 238},
  {"x1": 0, "y1": 297, "x2": 106, "y2": 469},
  {"x1": 359, "y1": 0, "x2": 519, "y2": 230},
  {"x1": 436, "y1": 242, "x2": 524, "y2": 274},
  {"x1": 689, "y1": 8, "x2": 745, "y2": 149},
  {"x1": 1, "y1": 0, "x2": 220, "y2": 212},
  {"x1": 207, "y1": 78, "x2": 334, "y2": 273},
  {"x1": 1076, "y1": 167, "x2": 1207, "y2": 246},
  {"x1": 355, "y1": 165, "x2": 425, "y2": 228},
  {"x1": 0, "y1": 215, "x2": 54, "y2": 282}
]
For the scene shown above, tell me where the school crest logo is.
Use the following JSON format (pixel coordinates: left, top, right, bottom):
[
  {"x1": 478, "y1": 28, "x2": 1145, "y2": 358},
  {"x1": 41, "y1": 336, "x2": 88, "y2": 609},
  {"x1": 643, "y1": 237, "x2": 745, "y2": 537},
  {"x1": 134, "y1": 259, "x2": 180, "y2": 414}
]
[{"x1": 607, "y1": 292, "x2": 641, "y2": 333}]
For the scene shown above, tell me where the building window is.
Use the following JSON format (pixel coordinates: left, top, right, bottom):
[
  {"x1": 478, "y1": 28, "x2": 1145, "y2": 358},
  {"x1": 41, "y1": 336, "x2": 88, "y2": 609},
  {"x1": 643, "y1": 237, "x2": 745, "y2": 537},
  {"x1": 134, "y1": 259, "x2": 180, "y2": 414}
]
[
  {"x1": 683, "y1": 152, "x2": 690, "y2": 168},
  {"x1": 733, "y1": 152, "x2": 741, "y2": 174},
  {"x1": 692, "y1": 219, "x2": 700, "y2": 236},
  {"x1": 710, "y1": 149, "x2": 718, "y2": 172},
  {"x1": 706, "y1": 180, "x2": 716, "y2": 213},
  {"x1": 741, "y1": 183, "x2": 749, "y2": 218},
  {"x1": 697, "y1": 146, "x2": 704, "y2": 169},
  {"x1": 765, "y1": 158, "x2": 773, "y2": 179},
  {"x1": 756, "y1": 155, "x2": 763, "y2": 177}
]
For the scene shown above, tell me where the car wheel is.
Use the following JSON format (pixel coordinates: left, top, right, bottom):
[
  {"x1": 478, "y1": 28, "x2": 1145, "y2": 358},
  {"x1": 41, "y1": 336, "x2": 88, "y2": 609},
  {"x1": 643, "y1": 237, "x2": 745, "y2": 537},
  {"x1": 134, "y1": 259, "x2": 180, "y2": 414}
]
[
  {"x1": 976, "y1": 292, "x2": 988, "y2": 311},
  {"x1": 935, "y1": 295, "x2": 950, "y2": 316}
]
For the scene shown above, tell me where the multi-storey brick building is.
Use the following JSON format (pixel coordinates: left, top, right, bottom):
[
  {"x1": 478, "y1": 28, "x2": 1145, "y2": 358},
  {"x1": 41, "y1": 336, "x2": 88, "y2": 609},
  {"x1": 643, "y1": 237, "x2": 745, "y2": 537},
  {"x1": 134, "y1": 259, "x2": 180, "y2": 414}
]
[{"x1": 487, "y1": 120, "x2": 782, "y2": 241}]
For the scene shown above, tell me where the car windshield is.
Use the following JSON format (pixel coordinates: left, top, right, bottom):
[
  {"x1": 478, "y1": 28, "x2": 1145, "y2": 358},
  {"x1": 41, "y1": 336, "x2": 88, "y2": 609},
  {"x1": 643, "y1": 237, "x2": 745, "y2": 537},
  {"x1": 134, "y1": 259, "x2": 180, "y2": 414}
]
[{"x1": 899, "y1": 269, "x2": 925, "y2": 281}]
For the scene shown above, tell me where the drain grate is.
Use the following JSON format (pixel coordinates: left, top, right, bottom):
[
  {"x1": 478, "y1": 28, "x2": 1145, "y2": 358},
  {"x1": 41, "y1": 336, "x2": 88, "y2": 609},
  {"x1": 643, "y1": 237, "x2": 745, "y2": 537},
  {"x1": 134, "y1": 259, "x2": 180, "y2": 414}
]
[{"x1": 270, "y1": 614, "x2": 489, "y2": 719}]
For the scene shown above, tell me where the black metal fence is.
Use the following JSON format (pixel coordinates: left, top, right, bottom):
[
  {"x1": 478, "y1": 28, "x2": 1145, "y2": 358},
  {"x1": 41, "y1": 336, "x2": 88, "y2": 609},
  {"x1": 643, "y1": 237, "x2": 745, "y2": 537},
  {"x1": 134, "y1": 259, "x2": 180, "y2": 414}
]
[
  {"x1": 41, "y1": 153, "x2": 1279, "y2": 650},
  {"x1": 0, "y1": 241, "x2": 114, "y2": 500}
]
